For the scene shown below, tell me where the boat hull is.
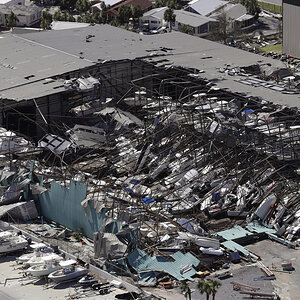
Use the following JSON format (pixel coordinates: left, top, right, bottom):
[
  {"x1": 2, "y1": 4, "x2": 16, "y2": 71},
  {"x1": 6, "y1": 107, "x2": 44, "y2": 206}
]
[
  {"x1": 27, "y1": 265, "x2": 61, "y2": 277},
  {"x1": 48, "y1": 268, "x2": 88, "y2": 283}
]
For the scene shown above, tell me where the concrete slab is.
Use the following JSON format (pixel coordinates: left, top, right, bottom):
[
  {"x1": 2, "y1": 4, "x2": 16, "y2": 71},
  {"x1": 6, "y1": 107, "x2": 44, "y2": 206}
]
[{"x1": 0, "y1": 255, "x2": 125, "y2": 300}]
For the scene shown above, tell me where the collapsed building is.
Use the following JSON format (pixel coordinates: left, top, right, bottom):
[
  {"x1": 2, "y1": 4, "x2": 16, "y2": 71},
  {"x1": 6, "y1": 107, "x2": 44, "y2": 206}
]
[{"x1": 0, "y1": 24, "x2": 300, "y2": 289}]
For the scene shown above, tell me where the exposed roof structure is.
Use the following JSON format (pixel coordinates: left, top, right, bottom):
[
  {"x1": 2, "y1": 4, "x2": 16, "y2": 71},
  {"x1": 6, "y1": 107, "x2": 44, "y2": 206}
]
[
  {"x1": 186, "y1": 0, "x2": 227, "y2": 16},
  {"x1": 10, "y1": 24, "x2": 299, "y2": 107},
  {"x1": 1, "y1": 24, "x2": 299, "y2": 107}
]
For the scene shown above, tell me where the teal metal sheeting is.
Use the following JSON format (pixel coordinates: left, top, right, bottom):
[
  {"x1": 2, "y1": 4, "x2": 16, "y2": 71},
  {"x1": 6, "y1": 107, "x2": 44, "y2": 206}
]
[
  {"x1": 127, "y1": 248, "x2": 199, "y2": 281},
  {"x1": 39, "y1": 181, "x2": 106, "y2": 239},
  {"x1": 215, "y1": 225, "x2": 253, "y2": 241},
  {"x1": 221, "y1": 240, "x2": 250, "y2": 256},
  {"x1": 246, "y1": 222, "x2": 276, "y2": 234}
]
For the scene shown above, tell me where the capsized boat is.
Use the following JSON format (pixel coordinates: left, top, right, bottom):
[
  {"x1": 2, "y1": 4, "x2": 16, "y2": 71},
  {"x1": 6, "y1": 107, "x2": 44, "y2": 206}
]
[
  {"x1": 26, "y1": 257, "x2": 62, "y2": 277},
  {"x1": 48, "y1": 260, "x2": 88, "y2": 283}
]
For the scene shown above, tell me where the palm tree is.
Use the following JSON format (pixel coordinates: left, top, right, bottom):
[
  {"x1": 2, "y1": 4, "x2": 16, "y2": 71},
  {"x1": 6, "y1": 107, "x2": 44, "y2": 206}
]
[
  {"x1": 209, "y1": 280, "x2": 221, "y2": 300},
  {"x1": 197, "y1": 280, "x2": 212, "y2": 300},
  {"x1": 180, "y1": 280, "x2": 191, "y2": 300},
  {"x1": 4, "y1": 11, "x2": 19, "y2": 29},
  {"x1": 163, "y1": 7, "x2": 175, "y2": 31}
]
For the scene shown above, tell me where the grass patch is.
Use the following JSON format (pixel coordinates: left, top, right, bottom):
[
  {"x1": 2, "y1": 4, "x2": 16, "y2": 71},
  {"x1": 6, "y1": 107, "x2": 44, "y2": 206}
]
[
  {"x1": 260, "y1": 43, "x2": 282, "y2": 54},
  {"x1": 258, "y1": 1, "x2": 282, "y2": 14}
]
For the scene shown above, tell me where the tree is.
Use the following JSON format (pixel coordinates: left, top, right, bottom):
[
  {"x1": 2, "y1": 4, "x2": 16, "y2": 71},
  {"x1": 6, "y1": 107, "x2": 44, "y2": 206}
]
[
  {"x1": 110, "y1": 19, "x2": 120, "y2": 27},
  {"x1": 118, "y1": 5, "x2": 132, "y2": 24},
  {"x1": 167, "y1": 0, "x2": 181, "y2": 9},
  {"x1": 214, "y1": 10, "x2": 229, "y2": 42},
  {"x1": 61, "y1": 0, "x2": 77, "y2": 11},
  {"x1": 180, "y1": 280, "x2": 192, "y2": 300},
  {"x1": 179, "y1": 24, "x2": 194, "y2": 35},
  {"x1": 100, "y1": 1, "x2": 106, "y2": 11},
  {"x1": 53, "y1": 11, "x2": 62, "y2": 21},
  {"x1": 82, "y1": 12, "x2": 92, "y2": 23},
  {"x1": 209, "y1": 280, "x2": 221, "y2": 300},
  {"x1": 131, "y1": 5, "x2": 143, "y2": 19},
  {"x1": 240, "y1": 0, "x2": 261, "y2": 18},
  {"x1": 41, "y1": 10, "x2": 53, "y2": 30},
  {"x1": 153, "y1": 0, "x2": 167, "y2": 8},
  {"x1": 197, "y1": 280, "x2": 212, "y2": 300},
  {"x1": 76, "y1": 0, "x2": 91, "y2": 13},
  {"x1": 164, "y1": 7, "x2": 176, "y2": 31},
  {"x1": 4, "y1": 11, "x2": 19, "y2": 29},
  {"x1": 92, "y1": 11, "x2": 103, "y2": 24}
]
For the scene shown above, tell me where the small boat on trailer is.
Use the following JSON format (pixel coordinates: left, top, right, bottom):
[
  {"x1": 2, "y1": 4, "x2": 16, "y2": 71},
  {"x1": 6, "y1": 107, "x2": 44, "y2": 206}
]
[
  {"x1": 48, "y1": 260, "x2": 88, "y2": 283},
  {"x1": 18, "y1": 243, "x2": 53, "y2": 264},
  {"x1": 26, "y1": 257, "x2": 62, "y2": 277}
]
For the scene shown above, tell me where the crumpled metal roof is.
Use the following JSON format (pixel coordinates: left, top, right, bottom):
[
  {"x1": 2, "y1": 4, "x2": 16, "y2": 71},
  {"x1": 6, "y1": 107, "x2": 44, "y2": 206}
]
[{"x1": 127, "y1": 248, "x2": 200, "y2": 281}]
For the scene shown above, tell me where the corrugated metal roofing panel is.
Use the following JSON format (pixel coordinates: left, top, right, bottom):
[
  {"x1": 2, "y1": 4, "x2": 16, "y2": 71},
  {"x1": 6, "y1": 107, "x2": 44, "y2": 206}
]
[
  {"x1": 221, "y1": 240, "x2": 250, "y2": 256},
  {"x1": 127, "y1": 249, "x2": 199, "y2": 281},
  {"x1": 216, "y1": 225, "x2": 253, "y2": 240}
]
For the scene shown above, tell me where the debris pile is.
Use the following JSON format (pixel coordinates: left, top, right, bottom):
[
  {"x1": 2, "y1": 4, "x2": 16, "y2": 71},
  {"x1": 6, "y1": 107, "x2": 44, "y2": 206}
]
[{"x1": 0, "y1": 64, "x2": 300, "y2": 290}]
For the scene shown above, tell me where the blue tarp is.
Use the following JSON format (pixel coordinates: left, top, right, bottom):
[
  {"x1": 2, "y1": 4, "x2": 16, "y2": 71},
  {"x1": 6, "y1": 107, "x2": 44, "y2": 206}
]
[{"x1": 142, "y1": 197, "x2": 155, "y2": 204}]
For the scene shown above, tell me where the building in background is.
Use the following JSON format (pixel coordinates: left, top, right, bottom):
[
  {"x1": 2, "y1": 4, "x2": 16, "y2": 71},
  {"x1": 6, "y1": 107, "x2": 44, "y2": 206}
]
[
  {"x1": 0, "y1": 4, "x2": 42, "y2": 26},
  {"x1": 283, "y1": 0, "x2": 300, "y2": 58},
  {"x1": 141, "y1": 7, "x2": 216, "y2": 36}
]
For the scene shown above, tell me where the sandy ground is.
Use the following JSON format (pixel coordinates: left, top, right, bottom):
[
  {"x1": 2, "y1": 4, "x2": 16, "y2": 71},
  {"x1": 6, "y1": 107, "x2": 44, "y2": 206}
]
[{"x1": 0, "y1": 255, "x2": 125, "y2": 300}]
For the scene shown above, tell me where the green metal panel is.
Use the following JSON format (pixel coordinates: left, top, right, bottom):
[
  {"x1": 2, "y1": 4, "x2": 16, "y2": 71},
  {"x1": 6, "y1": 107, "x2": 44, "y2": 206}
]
[{"x1": 39, "y1": 180, "x2": 106, "y2": 239}]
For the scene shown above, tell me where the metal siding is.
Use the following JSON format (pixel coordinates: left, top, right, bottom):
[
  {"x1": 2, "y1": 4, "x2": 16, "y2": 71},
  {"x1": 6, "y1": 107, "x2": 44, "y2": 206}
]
[
  {"x1": 39, "y1": 181, "x2": 106, "y2": 239},
  {"x1": 283, "y1": 3, "x2": 300, "y2": 58}
]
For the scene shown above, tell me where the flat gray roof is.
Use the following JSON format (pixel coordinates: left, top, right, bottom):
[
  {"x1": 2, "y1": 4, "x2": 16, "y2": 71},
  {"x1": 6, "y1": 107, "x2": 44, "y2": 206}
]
[
  {"x1": 15, "y1": 24, "x2": 300, "y2": 107},
  {"x1": 0, "y1": 33, "x2": 93, "y2": 100}
]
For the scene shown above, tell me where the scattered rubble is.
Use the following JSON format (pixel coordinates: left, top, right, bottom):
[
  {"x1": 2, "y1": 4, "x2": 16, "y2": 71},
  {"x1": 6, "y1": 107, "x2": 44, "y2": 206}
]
[{"x1": 0, "y1": 64, "x2": 300, "y2": 298}]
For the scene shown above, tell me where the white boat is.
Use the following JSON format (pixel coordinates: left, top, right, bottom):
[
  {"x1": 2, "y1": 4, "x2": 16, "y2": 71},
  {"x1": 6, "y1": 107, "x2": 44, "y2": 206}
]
[
  {"x1": 200, "y1": 247, "x2": 224, "y2": 256},
  {"x1": 18, "y1": 243, "x2": 53, "y2": 264},
  {"x1": 68, "y1": 125, "x2": 106, "y2": 147},
  {"x1": 27, "y1": 258, "x2": 61, "y2": 277},
  {"x1": 78, "y1": 275, "x2": 98, "y2": 285},
  {"x1": 0, "y1": 235, "x2": 28, "y2": 254},
  {"x1": 27, "y1": 252, "x2": 63, "y2": 266},
  {"x1": 48, "y1": 260, "x2": 88, "y2": 283}
]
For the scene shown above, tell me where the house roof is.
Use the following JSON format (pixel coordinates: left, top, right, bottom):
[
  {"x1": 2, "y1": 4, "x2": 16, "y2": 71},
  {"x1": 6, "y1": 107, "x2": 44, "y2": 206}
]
[
  {"x1": 143, "y1": 6, "x2": 166, "y2": 19},
  {"x1": 187, "y1": 0, "x2": 227, "y2": 16},
  {"x1": 102, "y1": 0, "x2": 121, "y2": 6},
  {"x1": 108, "y1": 0, "x2": 152, "y2": 15},
  {"x1": 223, "y1": 3, "x2": 247, "y2": 20},
  {"x1": 0, "y1": 4, "x2": 42, "y2": 16},
  {"x1": 143, "y1": 7, "x2": 216, "y2": 27},
  {"x1": 174, "y1": 9, "x2": 216, "y2": 27}
]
